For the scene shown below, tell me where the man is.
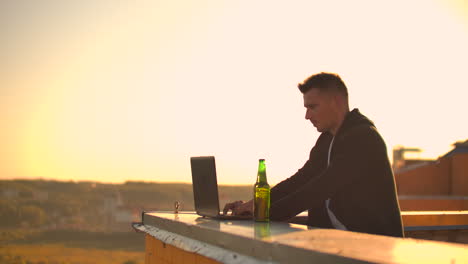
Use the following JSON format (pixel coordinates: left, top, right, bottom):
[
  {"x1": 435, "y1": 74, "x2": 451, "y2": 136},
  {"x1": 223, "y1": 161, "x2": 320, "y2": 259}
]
[{"x1": 224, "y1": 72, "x2": 404, "y2": 237}]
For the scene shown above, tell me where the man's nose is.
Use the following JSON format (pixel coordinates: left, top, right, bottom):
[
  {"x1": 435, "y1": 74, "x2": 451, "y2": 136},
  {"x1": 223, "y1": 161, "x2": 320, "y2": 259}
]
[{"x1": 305, "y1": 109, "x2": 312, "y2": 120}]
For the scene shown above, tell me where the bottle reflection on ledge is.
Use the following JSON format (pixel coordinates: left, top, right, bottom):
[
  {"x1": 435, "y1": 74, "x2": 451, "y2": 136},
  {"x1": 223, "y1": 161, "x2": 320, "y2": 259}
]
[
  {"x1": 254, "y1": 222, "x2": 271, "y2": 239},
  {"x1": 174, "y1": 201, "x2": 180, "y2": 221}
]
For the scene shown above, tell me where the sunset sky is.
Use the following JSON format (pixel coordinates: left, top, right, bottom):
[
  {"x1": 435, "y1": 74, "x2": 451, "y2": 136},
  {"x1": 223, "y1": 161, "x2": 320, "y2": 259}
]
[{"x1": 1, "y1": 0, "x2": 467, "y2": 184}]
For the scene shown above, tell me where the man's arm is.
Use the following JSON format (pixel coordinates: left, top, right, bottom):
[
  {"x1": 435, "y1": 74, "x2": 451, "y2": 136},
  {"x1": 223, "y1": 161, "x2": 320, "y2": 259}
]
[
  {"x1": 270, "y1": 133, "x2": 329, "y2": 204},
  {"x1": 270, "y1": 126, "x2": 382, "y2": 220},
  {"x1": 223, "y1": 160, "x2": 319, "y2": 216},
  {"x1": 223, "y1": 133, "x2": 329, "y2": 216}
]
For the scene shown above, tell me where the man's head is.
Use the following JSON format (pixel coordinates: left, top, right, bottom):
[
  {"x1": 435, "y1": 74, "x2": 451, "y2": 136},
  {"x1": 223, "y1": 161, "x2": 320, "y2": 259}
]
[{"x1": 298, "y1": 72, "x2": 349, "y2": 135}]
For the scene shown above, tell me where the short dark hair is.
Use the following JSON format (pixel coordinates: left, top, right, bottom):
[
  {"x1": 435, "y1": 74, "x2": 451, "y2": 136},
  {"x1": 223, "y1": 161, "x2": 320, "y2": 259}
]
[{"x1": 298, "y1": 72, "x2": 348, "y2": 98}]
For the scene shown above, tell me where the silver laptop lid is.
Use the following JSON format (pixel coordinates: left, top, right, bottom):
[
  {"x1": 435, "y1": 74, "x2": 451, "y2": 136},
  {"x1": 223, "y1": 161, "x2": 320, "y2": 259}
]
[{"x1": 190, "y1": 156, "x2": 221, "y2": 217}]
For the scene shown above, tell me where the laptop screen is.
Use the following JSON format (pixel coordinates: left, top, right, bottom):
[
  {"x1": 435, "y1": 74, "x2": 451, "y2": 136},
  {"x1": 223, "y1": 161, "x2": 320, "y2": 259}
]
[{"x1": 190, "y1": 156, "x2": 221, "y2": 217}]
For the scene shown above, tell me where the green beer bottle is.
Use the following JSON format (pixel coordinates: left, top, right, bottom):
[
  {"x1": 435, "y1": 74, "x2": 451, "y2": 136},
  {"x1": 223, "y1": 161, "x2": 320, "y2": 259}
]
[{"x1": 254, "y1": 159, "x2": 270, "y2": 222}]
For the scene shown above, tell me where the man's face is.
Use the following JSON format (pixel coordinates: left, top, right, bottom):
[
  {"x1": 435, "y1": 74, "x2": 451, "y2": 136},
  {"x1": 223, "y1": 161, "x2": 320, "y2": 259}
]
[{"x1": 303, "y1": 88, "x2": 339, "y2": 133}]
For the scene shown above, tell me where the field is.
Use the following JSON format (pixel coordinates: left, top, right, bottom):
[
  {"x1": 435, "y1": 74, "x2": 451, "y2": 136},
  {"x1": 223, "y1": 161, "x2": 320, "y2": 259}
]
[
  {"x1": 0, "y1": 229, "x2": 145, "y2": 264},
  {"x1": 0, "y1": 179, "x2": 252, "y2": 264}
]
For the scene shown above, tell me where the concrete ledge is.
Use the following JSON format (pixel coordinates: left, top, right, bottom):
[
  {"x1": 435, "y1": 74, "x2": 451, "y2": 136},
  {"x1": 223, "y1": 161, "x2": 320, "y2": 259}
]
[{"x1": 142, "y1": 212, "x2": 468, "y2": 264}]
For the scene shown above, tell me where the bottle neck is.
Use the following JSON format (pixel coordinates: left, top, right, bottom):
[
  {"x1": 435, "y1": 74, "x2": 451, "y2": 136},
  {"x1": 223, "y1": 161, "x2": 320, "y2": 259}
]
[{"x1": 257, "y1": 160, "x2": 267, "y2": 183}]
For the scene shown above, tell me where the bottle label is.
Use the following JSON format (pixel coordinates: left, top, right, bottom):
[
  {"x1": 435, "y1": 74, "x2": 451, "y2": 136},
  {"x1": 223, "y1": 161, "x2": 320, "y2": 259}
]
[{"x1": 254, "y1": 188, "x2": 270, "y2": 222}]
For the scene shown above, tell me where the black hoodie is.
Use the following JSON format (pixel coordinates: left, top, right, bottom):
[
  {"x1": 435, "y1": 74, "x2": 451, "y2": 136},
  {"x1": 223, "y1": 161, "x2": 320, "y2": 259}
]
[{"x1": 270, "y1": 109, "x2": 404, "y2": 237}]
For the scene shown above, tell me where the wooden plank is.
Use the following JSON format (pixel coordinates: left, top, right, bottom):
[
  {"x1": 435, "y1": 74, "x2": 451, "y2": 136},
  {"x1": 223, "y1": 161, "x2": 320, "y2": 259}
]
[
  {"x1": 402, "y1": 211, "x2": 468, "y2": 226},
  {"x1": 145, "y1": 235, "x2": 153, "y2": 264}
]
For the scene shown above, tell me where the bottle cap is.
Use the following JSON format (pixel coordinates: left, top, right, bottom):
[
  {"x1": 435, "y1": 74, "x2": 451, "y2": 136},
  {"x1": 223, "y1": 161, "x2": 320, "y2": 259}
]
[{"x1": 259, "y1": 159, "x2": 265, "y2": 162}]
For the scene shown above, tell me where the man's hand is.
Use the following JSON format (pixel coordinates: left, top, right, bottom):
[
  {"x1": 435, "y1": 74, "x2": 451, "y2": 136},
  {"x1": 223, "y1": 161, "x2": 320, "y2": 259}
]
[{"x1": 223, "y1": 200, "x2": 253, "y2": 216}]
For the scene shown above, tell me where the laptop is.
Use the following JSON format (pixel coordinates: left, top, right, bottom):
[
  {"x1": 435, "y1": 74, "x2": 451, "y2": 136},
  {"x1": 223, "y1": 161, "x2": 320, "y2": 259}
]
[{"x1": 190, "y1": 156, "x2": 252, "y2": 220}]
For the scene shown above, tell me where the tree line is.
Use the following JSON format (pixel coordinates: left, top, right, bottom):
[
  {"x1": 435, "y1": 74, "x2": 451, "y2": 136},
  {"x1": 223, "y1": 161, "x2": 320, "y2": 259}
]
[{"x1": 0, "y1": 179, "x2": 252, "y2": 230}]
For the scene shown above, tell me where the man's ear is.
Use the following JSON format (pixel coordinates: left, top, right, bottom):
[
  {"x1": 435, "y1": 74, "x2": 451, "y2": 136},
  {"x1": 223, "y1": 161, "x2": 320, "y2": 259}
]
[
  {"x1": 333, "y1": 94, "x2": 345, "y2": 108},
  {"x1": 330, "y1": 94, "x2": 340, "y2": 107}
]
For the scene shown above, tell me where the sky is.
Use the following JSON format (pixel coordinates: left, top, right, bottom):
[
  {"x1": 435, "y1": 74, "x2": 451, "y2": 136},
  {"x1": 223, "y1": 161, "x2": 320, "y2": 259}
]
[{"x1": 1, "y1": 0, "x2": 467, "y2": 185}]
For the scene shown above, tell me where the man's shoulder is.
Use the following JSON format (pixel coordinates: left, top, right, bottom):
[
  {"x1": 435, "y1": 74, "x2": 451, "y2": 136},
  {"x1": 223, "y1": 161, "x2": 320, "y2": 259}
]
[
  {"x1": 341, "y1": 122, "x2": 376, "y2": 138},
  {"x1": 337, "y1": 122, "x2": 386, "y2": 149},
  {"x1": 339, "y1": 125, "x2": 390, "y2": 160},
  {"x1": 337, "y1": 109, "x2": 375, "y2": 137}
]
